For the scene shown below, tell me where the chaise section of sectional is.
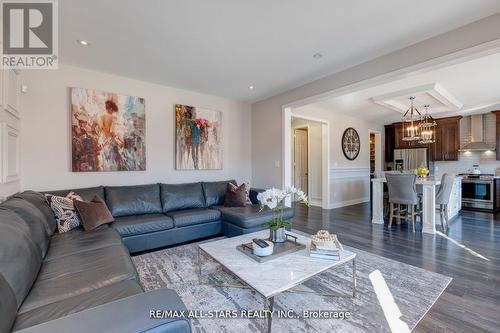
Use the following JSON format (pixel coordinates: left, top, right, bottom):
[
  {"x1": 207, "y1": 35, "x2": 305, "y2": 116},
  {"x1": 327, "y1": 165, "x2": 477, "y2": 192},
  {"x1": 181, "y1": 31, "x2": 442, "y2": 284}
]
[
  {"x1": 0, "y1": 190, "x2": 191, "y2": 333},
  {"x1": 13, "y1": 289, "x2": 191, "y2": 333}
]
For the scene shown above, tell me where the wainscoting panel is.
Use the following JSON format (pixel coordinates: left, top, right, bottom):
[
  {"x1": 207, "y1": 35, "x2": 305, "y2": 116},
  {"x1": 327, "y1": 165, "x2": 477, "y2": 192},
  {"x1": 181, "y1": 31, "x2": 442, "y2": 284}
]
[
  {"x1": 3, "y1": 123, "x2": 20, "y2": 183},
  {"x1": 328, "y1": 167, "x2": 370, "y2": 209}
]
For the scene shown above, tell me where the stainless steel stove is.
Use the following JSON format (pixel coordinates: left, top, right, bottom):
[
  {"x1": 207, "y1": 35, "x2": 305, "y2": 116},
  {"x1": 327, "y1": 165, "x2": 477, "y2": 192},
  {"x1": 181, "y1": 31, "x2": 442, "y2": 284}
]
[{"x1": 458, "y1": 174, "x2": 494, "y2": 211}]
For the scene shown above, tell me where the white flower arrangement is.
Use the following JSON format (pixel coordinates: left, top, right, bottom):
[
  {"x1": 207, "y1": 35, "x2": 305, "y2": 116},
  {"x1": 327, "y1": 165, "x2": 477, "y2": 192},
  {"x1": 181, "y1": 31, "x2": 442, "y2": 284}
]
[{"x1": 256, "y1": 186, "x2": 308, "y2": 231}]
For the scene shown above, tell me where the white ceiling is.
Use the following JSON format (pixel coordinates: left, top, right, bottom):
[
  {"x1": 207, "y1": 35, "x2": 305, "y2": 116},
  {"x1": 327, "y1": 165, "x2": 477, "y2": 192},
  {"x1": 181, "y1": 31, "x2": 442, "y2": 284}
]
[
  {"x1": 59, "y1": 0, "x2": 500, "y2": 102},
  {"x1": 294, "y1": 52, "x2": 500, "y2": 124}
]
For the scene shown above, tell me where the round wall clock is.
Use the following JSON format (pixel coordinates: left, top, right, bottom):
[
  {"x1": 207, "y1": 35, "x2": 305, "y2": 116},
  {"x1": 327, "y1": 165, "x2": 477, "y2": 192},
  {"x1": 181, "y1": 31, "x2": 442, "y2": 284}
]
[{"x1": 341, "y1": 127, "x2": 360, "y2": 160}]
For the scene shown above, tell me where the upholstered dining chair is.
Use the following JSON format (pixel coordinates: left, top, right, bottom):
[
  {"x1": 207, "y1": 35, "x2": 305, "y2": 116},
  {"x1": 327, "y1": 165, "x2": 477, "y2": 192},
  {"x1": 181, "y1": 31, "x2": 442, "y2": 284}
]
[
  {"x1": 436, "y1": 173, "x2": 455, "y2": 232},
  {"x1": 386, "y1": 173, "x2": 421, "y2": 232}
]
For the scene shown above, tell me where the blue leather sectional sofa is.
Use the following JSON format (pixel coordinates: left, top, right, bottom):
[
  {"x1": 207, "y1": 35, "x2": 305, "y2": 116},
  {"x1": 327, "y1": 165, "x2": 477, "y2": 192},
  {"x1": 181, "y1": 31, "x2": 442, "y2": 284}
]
[{"x1": 0, "y1": 180, "x2": 293, "y2": 333}]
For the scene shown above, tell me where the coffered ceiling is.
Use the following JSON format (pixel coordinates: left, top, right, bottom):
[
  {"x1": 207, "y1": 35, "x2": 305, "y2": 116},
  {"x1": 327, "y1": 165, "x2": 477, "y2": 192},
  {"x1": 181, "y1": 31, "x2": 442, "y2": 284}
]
[
  {"x1": 59, "y1": 0, "x2": 500, "y2": 102},
  {"x1": 295, "y1": 52, "x2": 500, "y2": 124}
]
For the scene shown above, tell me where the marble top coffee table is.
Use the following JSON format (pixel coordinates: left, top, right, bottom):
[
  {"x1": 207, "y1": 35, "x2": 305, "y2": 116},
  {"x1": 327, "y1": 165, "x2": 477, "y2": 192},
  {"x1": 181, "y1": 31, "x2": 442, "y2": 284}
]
[{"x1": 197, "y1": 230, "x2": 356, "y2": 333}]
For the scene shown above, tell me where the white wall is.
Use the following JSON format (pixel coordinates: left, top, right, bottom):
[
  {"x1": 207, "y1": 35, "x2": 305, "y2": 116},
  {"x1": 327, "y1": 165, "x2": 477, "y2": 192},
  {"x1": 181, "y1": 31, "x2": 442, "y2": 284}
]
[
  {"x1": 251, "y1": 13, "x2": 500, "y2": 190},
  {"x1": 293, "y1": 106, "x2": 383, "y2": 208},
  {"x1": 20, "y1": 65, "x2": 252, "y2": 191},
  {"x1": 291, "y1": 117, "x2": 322, "y2": 205}
]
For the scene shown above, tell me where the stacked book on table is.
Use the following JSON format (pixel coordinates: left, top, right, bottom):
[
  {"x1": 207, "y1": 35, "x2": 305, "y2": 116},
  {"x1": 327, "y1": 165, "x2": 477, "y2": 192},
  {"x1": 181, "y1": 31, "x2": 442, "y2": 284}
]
[{"x1": 309, "y1": 242, "x2": 343, "y2": 260}]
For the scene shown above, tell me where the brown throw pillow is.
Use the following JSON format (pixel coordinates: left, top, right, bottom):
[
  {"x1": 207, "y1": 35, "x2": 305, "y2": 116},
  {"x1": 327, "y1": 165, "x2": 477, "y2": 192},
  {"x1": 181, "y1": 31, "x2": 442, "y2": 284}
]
[
  {"x1": 224, "y1": 183, "x2": 248, "y2": 207},
  {"x1": 74, "y1": 196, "x2": 114, "y2": 231}
]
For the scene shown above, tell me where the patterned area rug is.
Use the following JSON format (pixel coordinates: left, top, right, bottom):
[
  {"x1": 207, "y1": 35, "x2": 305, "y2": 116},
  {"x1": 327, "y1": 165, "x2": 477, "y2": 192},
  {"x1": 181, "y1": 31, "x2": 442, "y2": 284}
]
[{"x1": 132, "y1": 236, "x2": 451, "y2": 333}]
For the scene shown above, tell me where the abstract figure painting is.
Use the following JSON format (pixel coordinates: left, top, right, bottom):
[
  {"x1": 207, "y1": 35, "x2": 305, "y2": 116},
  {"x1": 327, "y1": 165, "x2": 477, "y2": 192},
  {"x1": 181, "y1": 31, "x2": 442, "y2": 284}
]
[
  {"x1": 175, "y1": 104, "x2": 222, "y2": 170},
  {"x1": 71, "y1": 88, "x2": 146, "y2": 172}
]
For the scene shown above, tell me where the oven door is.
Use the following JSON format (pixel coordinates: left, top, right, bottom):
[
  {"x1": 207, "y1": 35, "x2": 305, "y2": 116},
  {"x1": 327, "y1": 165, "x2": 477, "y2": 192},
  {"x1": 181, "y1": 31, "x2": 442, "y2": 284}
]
[{"x1": 461, "y1": 180, "x2": 493, "y2": 203}]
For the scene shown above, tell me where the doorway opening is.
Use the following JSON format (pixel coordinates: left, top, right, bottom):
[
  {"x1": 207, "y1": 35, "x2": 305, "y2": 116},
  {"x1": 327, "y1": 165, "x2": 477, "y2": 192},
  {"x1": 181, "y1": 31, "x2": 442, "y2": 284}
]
[
  {"x1": 369, "y1": 130, "x2": 382, "y2": 175},
  {"x1": 288, "y1": 114, "x2": 329, "y2": 208},
  {"x1": 292, "y1": 126, "x2": 309, "y2": 196}
]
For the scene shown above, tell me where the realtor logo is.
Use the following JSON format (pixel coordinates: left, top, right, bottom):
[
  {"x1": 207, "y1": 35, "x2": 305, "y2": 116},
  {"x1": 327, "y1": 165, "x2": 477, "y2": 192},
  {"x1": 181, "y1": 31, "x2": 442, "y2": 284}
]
[{"x1": 2, "y1": 0, "x2": 58, "y2": 69}]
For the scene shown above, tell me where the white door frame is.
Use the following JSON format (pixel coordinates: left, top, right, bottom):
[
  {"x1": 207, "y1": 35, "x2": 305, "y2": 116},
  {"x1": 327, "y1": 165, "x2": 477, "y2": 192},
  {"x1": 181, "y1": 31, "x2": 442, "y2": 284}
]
[{"x1": 284, "y1": 111, "x2": 330, "y2": 209}]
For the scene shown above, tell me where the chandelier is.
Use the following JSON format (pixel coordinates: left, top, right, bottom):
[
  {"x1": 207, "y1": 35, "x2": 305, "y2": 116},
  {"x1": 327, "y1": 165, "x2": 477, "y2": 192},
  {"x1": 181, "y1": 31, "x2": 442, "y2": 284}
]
[
  {"x1": 418, "y1": 105, "x2": 437, "y2": 144},
  {"x1": 402, "y1": 97, "x2": 421, "y2": 141}
]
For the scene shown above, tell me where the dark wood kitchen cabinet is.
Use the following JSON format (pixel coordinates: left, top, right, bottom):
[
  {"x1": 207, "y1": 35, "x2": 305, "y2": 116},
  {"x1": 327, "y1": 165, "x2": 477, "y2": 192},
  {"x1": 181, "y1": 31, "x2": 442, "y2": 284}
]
[
  {"x1": 384, "y1": 124, "x2": 395, "y2": 163},
  {"x1": 385, "y1": 116, "x2": 461, "y2": 162},
  {"x1": 431, "y1": 116, "x2": 462, "y2": 161},
  {"x1": 493, "y1": 111, "x2": 500, "y2": 160}
]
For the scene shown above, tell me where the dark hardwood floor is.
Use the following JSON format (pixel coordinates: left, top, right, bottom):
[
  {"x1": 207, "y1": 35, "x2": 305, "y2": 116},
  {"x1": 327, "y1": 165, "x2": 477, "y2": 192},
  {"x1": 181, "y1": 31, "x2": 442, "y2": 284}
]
[{"x1": 292, "y1": 203, "x2": 499, "y2": 333}]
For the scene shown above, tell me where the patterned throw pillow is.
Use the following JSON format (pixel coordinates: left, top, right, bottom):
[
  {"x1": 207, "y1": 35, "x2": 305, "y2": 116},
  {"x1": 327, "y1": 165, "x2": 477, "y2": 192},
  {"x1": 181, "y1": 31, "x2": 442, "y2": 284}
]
[
  {"x1": 244, "y1": 182, "x2": 252, "y2": 205},
  {"x1": 45, "y1": 192, "x2": 84, "y2": 233}
]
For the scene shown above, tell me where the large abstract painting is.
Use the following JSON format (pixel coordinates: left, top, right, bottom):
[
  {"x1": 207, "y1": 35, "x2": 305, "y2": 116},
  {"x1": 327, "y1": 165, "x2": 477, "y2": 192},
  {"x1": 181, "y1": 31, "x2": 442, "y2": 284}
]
[
  {"x1": 71, "y1": 88, "x2": 146, "y2": 172},
  {"x1": 175, "y1": 104, "x2": 222, "y2": 170}
]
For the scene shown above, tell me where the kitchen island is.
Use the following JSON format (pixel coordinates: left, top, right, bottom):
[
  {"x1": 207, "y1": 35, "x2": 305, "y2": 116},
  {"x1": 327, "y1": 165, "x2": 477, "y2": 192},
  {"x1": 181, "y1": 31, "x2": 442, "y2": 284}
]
[{"x1": 371, "y1": 176, "x2": 462, "y2": 234}]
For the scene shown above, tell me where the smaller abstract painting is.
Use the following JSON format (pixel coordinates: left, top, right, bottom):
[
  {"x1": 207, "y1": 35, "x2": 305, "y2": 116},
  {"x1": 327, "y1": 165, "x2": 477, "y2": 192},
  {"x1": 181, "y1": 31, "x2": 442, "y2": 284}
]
[
  {"x1": 71, "y1": 88, "x2": 146, "y2": 172},
  {"x1": 175, "y1": 104, "x2": 222, "y2": 170}
]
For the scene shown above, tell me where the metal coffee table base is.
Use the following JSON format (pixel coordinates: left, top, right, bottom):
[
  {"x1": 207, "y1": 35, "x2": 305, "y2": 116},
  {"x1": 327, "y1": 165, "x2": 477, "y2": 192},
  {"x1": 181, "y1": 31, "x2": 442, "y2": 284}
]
[{"x1": 197, "y1": 247, "x2": 356, "y2": 333}]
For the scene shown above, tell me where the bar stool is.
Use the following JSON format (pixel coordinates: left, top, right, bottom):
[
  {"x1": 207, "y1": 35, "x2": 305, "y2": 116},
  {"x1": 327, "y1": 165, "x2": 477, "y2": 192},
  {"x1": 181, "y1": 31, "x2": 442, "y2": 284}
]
[
  {"x1": 386, "y1": 173, "x2": 421, "y2": 232},
  {"x1": 436, "y1": 173, "x2": 455, "y2": 232}
]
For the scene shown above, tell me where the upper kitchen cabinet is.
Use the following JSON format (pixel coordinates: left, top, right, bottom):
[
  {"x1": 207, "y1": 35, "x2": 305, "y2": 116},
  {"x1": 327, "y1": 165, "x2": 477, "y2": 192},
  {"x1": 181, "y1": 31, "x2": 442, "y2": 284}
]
[
  {"x1": 493, "y1": 111, "x2": 500, "y2": 160},
  {"x1": 432, "y1": 116, "x2": 462, "y2": 161},
  {"x1": 386, "y1": 116, "x2": 462, "y2": 162},
  {"x1": 2, "y1": 68, "x2": 21, "y2": 119}
]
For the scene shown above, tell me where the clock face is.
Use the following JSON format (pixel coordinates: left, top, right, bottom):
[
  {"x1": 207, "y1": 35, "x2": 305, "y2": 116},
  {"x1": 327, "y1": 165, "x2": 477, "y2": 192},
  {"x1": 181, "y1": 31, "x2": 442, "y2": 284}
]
[{"x1": 342, "y1": 127, "x2": 360, "y2": 160}]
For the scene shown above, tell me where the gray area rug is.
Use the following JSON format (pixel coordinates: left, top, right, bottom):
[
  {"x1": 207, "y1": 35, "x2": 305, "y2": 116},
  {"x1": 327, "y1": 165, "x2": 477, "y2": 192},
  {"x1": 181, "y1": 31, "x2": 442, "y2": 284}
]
[{"x1": 132, "y1": 237, "x2": 451, "y2": 333}]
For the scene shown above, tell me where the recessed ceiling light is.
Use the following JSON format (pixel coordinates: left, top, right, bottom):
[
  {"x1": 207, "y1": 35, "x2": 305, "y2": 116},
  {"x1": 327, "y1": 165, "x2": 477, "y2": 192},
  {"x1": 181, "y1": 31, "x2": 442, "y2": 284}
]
[
  {"x1": 248, "y1": 85, "x2": 254, "y2": 90},
  {"x1": 77, "y1": 40, "x2": 90, "y2": 46},
  {"x1": 313, "y1": 53, "x2": 323, "y2": 59}
]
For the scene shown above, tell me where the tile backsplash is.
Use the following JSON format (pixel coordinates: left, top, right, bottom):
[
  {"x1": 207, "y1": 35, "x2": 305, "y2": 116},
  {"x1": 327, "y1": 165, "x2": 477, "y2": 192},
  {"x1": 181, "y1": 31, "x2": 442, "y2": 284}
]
[{"x1": 435, "y1": 151, "x2": 499, "y2": 176}]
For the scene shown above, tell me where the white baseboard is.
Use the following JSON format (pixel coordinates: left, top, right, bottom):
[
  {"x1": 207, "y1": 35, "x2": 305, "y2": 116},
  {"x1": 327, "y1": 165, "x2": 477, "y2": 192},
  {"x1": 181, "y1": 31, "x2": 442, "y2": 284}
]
[
  {"x1": 309, "y1": 198, "x2": 322, "y2": 207},
  {"x1": 326, "y1": 197, "x2": 369, "y2": 210}
]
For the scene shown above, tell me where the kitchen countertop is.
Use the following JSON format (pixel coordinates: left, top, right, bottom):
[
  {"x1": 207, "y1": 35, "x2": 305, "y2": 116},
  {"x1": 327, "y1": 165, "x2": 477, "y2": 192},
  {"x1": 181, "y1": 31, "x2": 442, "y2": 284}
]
[{"x1": 372, "y1": 175, "x2": 462, "y2": 185}]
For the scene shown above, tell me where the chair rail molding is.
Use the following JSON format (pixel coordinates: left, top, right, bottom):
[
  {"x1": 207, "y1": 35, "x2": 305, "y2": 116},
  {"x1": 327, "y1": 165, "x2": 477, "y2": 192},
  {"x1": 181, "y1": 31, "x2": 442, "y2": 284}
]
[{"x1": 329, "y1": 167, "x2": 370, "y2": 179}]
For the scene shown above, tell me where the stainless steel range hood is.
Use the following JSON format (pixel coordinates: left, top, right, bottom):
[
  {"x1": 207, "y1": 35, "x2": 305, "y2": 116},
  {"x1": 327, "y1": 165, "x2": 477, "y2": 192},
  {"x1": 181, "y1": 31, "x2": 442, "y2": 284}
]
[{"x1": 459, "y1": 114, "x2": 496, "y2": 151}]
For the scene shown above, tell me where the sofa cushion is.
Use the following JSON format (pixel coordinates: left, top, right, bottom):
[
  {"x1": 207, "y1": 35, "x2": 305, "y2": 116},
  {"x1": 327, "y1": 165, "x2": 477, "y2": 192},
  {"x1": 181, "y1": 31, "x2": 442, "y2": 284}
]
[
  {"x1": 74, "y1": 196, "x2": 114, "y2": 231},
  {"x1": 12, "y1": 280, "x2": 143, "y2": 331},
  {"x1": 1, "y1": 197, "x2": 50, "y2": 257},
  {"x1": 166, "y1": 208, "x2": 221, "y2": 228},
  {"x1": 111, "y1": 214, "x2": 174, "y2": 237},
  {"x1": 44, "y1": 227, "x2": 123, "y2": 262},
  {"x1": 160, "y1": 182, "x2": 205, "y2": 212},
  {"x1": 202, "y1": 180, "x2": 236, "y2": 207},
  {"x1": 105, "y1": 184, "x2": 162, "y2": 217},
  {"x1": 0, "y1": 272, "x2": 17, "y2": 333},
  {"x1": 216, "y1": 204, "x2": 294, "y2": 229},
  {"x1": 0, "y1": 210, "x2": 42, "y2": 309},
  {"x1": 44, "y1": 186, "x2": 105, "y2": 202},
  {"x1": 18, "y1": 244, "x2": 138, "y2": 314},
  {"x1": 13, "y1": 191, "x2": 57, "y2": 235}
]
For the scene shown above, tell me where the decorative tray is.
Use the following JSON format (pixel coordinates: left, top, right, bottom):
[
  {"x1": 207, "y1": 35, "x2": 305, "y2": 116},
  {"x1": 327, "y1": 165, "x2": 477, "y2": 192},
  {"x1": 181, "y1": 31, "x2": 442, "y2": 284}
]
[{"x1": 236, "y1": 234, "x2": 306, "y2": 263}]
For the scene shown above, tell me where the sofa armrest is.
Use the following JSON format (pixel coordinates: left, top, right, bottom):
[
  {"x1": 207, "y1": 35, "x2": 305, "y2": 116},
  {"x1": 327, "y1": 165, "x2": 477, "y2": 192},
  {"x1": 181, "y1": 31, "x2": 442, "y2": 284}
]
[
  {"x1": 15, "y1": 289, "x2": 191, "y2": 333},
  {"x1": 249, "y1": 188, "x2": 265, "y2": 205}
]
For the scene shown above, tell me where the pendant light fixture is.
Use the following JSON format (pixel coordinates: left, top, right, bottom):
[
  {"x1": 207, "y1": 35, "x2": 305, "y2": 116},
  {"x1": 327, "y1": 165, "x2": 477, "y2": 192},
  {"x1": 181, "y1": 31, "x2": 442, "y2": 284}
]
[
  {"x1": 402, "y1": 97, "x2": 421, "y2": 141},
  {"x1": 418, "y1": 105, "x2": 437, "y2": 144}
]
